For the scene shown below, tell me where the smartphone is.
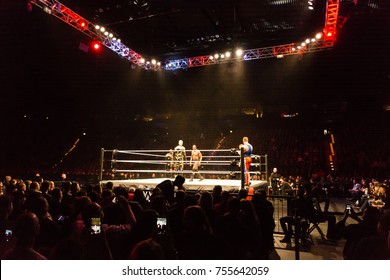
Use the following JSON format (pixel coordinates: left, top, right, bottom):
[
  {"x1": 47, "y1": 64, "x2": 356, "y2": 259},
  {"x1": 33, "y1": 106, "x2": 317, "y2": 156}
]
[
  {"x1": 345, "y1": 204, "x2": 352, "y2": 214},
  {"x1": 91, "y1": 217, "x2": 101, "y2": 235},
  {"x1": 5, "y1": 229, "x2": 12, "y2": 242},
  {"x1": 156, "y1": 217, "x2": 167, "y2": 235}
]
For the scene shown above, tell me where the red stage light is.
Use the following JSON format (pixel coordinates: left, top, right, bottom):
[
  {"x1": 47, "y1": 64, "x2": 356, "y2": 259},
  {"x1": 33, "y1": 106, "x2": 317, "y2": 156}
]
[
  {"x1": 77, "y1": 20, "x2": 88, "y2": 30},
  {"x1": 91, "y1": 42, "x2": 101, "y2": 51}
]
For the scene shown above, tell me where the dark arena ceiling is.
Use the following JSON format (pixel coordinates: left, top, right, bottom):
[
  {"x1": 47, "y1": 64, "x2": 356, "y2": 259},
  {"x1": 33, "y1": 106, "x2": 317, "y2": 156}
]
[{"x1": 55, "y1": 0, "x2": 370, "y2": 58}]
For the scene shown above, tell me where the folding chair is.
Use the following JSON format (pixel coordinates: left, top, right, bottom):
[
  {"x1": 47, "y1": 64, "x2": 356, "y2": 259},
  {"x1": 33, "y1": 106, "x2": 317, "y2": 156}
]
[{"x1": 307, "y1": 220, "x2": 326, "y2": 240}]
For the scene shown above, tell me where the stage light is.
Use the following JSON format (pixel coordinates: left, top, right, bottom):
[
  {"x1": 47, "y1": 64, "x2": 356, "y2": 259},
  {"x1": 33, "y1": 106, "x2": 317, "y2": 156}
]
[
  {"x1": 109, "y1": 33, "x2": 113, "y2": 38},
  {"x1": 225, "y1": 51, "x2": 231, "y2": 58},
  {"x1": 79, "y1": 21, "x2": 87, "y2": 29},
  {"x1": 104, "y1": 31, "x2": 108, "y2": 36},
  {"x1": 311, "y1": 38, "x2": 316, "y2": 42},
  {"x1": 43, "y1": 6, "x2": 52, "y2": 14},
  {"x1": 214, "y1": 53, "x2": 219, "y2": 59},
  {"x1": 235, "y1": 49, "x2": 243, "y2": 57},
  {"x1": 292, "y1": 47, "x2": 296, "y2": 51},
  {"x1": 315, "y1": 32, "x2": 322, "y2": 39},
  {"x1": 100, "y1": 27, "x2": 105, "y2": 32},
  {"x1": 301, "y1": 42, "x2": 306, "y2": 46},
  {"x1": 305, "y1": 39, "x2": 310, "y2": 43},
  {"x1": 326, "y1": 31, "x2": 333, "y2": 37},
  {"x1": 117, "y1": 39, "x2": 121, "y2": 43},
  {"x1": 91, "y1": 41, "x2": 101, "y2": 51},
  {"x1": 221, "y1": 54, "x2": 225, "y2": 58},
  {"x1": 139, "y1": 58, "x2": 145, "y2": 64},
  {"x1": 209, "y1": 56, "x2": 214, "y2": 60},
  {"x1": 157, "y1": 62, "x2": 161, "y2": 66},
  {"x1": 151, "y1": 59, "x2": 156, "y2": 65},
  {"x1": 308, "y1": 0, "x2": 314, "y2": 9},
  {"x1": 95, "y1": 25, "x2": 100, "y2": 30}
]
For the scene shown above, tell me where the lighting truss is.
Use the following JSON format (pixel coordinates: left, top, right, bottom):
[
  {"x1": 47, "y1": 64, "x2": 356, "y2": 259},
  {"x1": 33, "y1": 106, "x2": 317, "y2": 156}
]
[
  {"x1": 164, "y1": 39, "x2": 329, "y2": 71},
  {"x1": 30, "y1": 0, "x2": 340, "y2": 71},
  {"x1": 323, "y1": 0, "x2": 340, "y2": 47},
  {"x1": 30, "y1": 0, "x2": 147, "y2": 68}
]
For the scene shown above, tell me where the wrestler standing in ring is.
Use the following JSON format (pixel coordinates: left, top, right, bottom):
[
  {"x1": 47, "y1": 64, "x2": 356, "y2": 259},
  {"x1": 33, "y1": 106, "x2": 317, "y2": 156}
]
[
  {"x1": 239, "y1": 136, "x2": 253, "y2": 186},
  {"x1": 173, "y1": 140, "x2": 186, "y2": 174},
  {"x1": 165, "y1": 149, "x2": 174, "y2": 178},
  {"x1": 189, "y1": 145, "x2": 203, "y2": 181}
]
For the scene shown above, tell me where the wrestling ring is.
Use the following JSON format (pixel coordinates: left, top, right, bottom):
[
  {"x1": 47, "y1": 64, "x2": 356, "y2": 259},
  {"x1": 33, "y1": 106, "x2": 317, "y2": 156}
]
[{"x1": 99, "y1": 147, "x2": 269, "y2": 193}]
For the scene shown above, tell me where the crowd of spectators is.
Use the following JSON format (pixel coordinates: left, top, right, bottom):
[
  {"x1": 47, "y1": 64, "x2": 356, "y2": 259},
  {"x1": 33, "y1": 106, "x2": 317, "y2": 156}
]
[
  {"x1": 1, "y1": 172, "x2": 389, "y2": 260},
  {"x1": 0, "y1": 175, "x2": 278, "y2": 260}
]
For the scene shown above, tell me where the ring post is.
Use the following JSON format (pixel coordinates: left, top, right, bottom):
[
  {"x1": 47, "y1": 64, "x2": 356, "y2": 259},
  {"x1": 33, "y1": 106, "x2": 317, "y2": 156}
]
[
  {"x1": 99, "y1": 148, "x2": 104, "y2": 182},
  {"x1": 240, "y1": 146, "x2": 245, "y2": 189}
]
